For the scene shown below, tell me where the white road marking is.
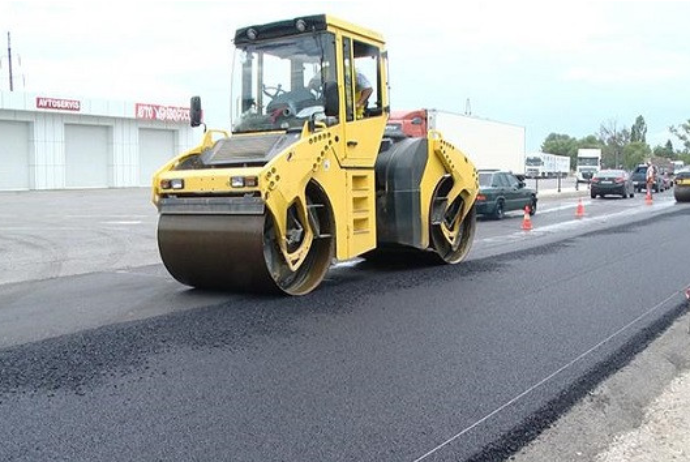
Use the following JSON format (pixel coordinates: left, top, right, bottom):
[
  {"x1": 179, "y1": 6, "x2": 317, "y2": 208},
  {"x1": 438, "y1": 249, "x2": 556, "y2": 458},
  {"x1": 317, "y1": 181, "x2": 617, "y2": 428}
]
[
  {"x1": 101, "y1": 221, "x2": 143, "y2": 225},
  {"x1": 537, "y1": 200, "x2": 592, "y2": 214}
]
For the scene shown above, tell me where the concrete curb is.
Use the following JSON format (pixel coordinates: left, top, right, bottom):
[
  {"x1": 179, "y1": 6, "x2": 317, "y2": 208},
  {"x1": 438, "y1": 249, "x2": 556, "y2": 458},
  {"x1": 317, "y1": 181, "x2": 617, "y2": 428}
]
[{"x1": 537, "y1": 188, "x2": 591, "y2": 200}]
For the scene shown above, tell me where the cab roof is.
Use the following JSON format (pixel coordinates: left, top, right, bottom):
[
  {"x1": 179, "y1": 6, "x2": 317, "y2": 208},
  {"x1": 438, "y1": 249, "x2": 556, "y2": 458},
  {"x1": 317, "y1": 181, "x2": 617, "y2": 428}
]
[{"x1": 234, "y1": 14, "x2": 385, "y2": 45}]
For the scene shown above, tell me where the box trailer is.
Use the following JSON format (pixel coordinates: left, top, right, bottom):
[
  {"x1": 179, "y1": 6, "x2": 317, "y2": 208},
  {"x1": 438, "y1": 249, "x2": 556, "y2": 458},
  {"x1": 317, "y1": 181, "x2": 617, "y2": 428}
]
[
  {"x1": 525, "y1": 152, "x2": 570, "y2": 178},
  {"x1": 386, "y1": 109, "x2": 526, "y2": 174}
]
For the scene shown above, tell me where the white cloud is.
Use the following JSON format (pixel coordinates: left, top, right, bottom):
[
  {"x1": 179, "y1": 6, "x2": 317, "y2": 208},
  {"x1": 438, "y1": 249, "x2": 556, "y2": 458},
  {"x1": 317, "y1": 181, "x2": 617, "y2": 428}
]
[
  {"x1": 562, "y1": 66, "x2": 681, "y2": 85},
  {"x1": 2, "y1": 0, "x2": 690, "y2": 151}
]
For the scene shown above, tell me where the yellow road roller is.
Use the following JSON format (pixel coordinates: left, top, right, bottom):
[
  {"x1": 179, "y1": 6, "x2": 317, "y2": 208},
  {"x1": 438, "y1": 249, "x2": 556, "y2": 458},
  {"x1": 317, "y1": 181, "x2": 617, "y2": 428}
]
[{"x1": 152, "y1": 14, "x2": 479, "y2": 295}]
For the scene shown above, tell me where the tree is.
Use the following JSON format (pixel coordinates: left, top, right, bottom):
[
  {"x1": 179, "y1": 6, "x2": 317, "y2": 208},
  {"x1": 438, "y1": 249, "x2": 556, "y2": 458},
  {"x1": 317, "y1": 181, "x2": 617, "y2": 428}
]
[
  {"x1": 652, "y1": 140, "x2": 674, "y2": 159},
  {"x1": 630, "y1": 115, "x2": 647, "y2": 143},
  {"x1": 665, "y1": 139, "x2": 674, "y2": 156},
  {"x1": 622, "y1": 142, "x2": 650, "y2": 170},
  {"x1": 541, "y1": 133, "x2": 579, "y2": 169},
  {"x1": 577, "y1": 135, "x2": 601, "y2": 148},
  {"x1": 670, "y1": 119, "x2": 690, "y2": 153},
  {"x1": 598, "y1": 120, "x2": 631, "y2": 168},
  {"x1": 541, "y1": 133, "x2": 578, "y2": 156}
]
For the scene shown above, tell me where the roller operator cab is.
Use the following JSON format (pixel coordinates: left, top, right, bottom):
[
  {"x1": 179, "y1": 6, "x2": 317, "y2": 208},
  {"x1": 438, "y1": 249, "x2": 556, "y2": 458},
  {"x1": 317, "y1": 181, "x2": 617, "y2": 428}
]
[{"x1": 152, "y1": 15, "x2": 479, "y2": 295}]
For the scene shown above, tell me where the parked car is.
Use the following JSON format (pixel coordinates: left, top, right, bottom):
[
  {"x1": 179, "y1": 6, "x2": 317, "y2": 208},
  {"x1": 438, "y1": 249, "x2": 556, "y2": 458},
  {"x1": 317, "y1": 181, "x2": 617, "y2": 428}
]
[
  {"x1": 590, "y1": 169, "x2": 634, "y2": 199},
  {"x1": 631, "y1": 164, "x2": 664, "y2": 193},
  {"x1": 674, "y1": 167, "x2": 690, "y2": 202},
  {"x1": 475, "y1": 170, "x2": 537, "y2": 219}
]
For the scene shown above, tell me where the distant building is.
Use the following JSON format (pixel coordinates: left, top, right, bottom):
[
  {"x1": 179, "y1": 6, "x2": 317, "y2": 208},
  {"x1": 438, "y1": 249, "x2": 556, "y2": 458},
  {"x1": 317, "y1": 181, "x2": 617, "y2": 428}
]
[{"x1": 0, "y1": 91, "x2": 196, "y2": 191}]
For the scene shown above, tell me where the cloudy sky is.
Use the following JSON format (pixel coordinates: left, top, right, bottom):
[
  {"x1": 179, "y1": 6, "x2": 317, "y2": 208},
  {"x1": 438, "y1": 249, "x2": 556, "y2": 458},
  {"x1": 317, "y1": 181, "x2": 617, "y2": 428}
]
[{"x1": 1, "y1": 0, "x2": 689, "y2": 151}]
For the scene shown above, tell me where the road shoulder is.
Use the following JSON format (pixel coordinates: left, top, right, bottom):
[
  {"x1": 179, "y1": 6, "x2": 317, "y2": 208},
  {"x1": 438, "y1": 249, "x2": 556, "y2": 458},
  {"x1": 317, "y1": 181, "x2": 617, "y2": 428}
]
[{"x1": 511, "y1": 309, "x2": 690, "y2": 462}]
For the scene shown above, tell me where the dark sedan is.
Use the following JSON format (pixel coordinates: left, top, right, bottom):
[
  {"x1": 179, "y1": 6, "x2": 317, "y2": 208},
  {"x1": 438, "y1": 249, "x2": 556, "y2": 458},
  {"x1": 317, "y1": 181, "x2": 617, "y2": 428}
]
[
  {"x1": 476, "y1": 170, "x2": 537, "y2": 219},
  {"x1": 674, "y1": 167, "x2": 690, "y2": 202},
  {"x1": 590, "y1": 169, "x2": 634, "y2": 199}
]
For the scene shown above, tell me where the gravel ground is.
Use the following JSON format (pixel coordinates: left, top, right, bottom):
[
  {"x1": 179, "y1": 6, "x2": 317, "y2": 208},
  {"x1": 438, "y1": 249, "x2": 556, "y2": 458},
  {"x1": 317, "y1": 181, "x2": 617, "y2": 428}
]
[
  {"x1": 512, "y1": 309, "x2": 690, "y2": 462},
  {"x1": 596, "y1": 369, "x2": 690, "y2": 462}
]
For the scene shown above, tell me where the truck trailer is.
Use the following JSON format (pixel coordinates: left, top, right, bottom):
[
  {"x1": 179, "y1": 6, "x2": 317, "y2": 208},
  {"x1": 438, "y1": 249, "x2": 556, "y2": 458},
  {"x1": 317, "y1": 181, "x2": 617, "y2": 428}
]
[
  {"x1": 386, "y1": 109, "x2": 526, "y2": 174},
  {"x1": 525, "y1": 152, "x2": 570, "y2": 178}
]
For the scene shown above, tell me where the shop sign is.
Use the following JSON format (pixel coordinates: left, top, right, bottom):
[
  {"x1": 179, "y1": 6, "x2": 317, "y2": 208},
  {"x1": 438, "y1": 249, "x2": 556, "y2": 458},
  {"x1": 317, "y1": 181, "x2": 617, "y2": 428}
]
[
  {"x1": 36, "y1": 97, "x2": 81, "y2": 111},
  {"x1": 135, "y1": 103, "x2": 190, "y2": 123}
]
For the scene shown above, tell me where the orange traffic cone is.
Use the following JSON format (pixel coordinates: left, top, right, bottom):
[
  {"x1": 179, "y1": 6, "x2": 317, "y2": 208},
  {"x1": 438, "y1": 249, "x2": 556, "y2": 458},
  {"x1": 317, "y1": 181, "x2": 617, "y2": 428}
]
[
  {"x1": 522, "y1": 206, "x2": 533, "y2": 231},
  {"x1": 575, "y1": 198, "x2": 585, "y2": 218},
  {"x1": 645, "y1": 188, "x2": 653, "y2": 205}
]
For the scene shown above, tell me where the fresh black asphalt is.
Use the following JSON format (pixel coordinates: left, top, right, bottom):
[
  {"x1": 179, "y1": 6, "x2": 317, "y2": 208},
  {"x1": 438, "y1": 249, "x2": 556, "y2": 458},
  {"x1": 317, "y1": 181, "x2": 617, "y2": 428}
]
[{"x1": 1, "y1": 207, "x2": 688, "y2": 461}]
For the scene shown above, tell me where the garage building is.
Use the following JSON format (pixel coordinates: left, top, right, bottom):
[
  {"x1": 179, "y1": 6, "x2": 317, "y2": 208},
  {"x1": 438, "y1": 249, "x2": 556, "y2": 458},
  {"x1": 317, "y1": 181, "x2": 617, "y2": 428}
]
[{"x1": 0, "y1": 91, "x2": 197, "y2": 191}]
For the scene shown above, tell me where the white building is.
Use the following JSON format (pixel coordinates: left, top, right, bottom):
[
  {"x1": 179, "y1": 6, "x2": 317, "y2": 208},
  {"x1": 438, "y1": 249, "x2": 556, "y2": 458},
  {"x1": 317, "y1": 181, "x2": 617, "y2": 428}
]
[{"x1": 0, "y1": 91, "x2": 197, "y2": 191}]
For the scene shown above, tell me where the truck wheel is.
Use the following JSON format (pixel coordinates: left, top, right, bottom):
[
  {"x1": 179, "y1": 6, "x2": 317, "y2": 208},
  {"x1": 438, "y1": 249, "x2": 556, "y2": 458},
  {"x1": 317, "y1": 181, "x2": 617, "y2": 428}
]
[
  {"x1": 428, "y1": 179, "x2": 476, "y2": 265},
  {"x1": 261, "y1": 185, "x2": 335, "y2": 295},
  {"x1": 493, "y1": 200, "x2": 505, "y2": 220},
  {"x1": 430, "y1": 202, "x2": 476, "y2": 264}
]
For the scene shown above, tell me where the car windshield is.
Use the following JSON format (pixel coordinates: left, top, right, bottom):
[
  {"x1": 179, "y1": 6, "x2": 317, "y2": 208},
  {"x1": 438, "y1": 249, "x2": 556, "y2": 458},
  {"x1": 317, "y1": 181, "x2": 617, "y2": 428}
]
[
  {"x1": 478, "y1": 173, "x2": 494, "y2": 187},
  {"x1": 597, "y1": 170, "x2": 624, "y2": 178},
  {"x1": 230, "y1": 32, "x2": 337, "y2": 133}
]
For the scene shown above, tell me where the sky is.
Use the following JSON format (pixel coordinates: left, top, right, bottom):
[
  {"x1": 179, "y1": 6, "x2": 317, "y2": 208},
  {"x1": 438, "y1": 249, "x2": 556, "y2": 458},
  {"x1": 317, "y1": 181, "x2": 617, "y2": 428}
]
[{"x1": 1, "y1": 0, "x2": 689, "y2": 152}]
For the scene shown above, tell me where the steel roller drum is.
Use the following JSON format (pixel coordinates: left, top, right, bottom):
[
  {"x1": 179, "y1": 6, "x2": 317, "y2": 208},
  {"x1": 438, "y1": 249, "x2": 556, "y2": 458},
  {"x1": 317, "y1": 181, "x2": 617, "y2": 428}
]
[
  {"x1": 157, "y1": 214, "x2": 281, "y2": 293},
  {"x1": 157, "y1": 212, "x2": 334, "y2": 295}
]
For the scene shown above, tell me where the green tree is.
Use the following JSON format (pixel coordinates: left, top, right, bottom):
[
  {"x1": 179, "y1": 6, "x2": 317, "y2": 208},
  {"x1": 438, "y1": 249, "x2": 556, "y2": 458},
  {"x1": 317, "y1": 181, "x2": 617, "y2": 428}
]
[
  {"x1": 622, "y1": 142, "x2": 650, "y2": 170},
  {"x1": 541, "y1": 133, "x2": 579, "y2": 170},
  {"x1": 652, "y1": 140, "x2": 674, "y2": 159},
  {"x1": 670, "y1": 119, "x2": 690, "y2": 153},
  {"x1": 630, "y1": 115, "x2": 647, "y2": 143},
  {"x1": 577, "y1": 135, "x2": 601, "y2": 148},
  {"x1": 665, "y1": 139, "x2": 674, "y2": 156}
]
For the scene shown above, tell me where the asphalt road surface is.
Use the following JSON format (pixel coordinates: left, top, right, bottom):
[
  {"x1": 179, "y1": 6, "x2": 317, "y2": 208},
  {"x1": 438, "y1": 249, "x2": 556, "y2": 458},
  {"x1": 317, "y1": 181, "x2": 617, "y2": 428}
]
[{"x1": 0, "y1": 188, "x2": 688, "y2": 461}]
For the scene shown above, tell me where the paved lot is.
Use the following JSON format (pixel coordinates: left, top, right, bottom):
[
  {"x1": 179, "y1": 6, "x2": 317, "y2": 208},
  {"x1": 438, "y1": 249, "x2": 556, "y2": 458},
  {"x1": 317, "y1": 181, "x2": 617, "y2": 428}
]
[
  {"x1": 1, "y1": 187, "x2": 688, "y2": 461},
  {"x1": 0, "y1": 188, "x2": 160, "y2": 286}
]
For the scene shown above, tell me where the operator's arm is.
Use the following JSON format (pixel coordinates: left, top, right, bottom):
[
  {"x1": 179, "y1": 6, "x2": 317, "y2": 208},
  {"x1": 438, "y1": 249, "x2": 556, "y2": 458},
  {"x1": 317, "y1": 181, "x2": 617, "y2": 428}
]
[
  {"x1": 357, "y1": 87, "x2": 373, "y2": 107},
  {"x1": 355, "y1": 72, "x2": 373, "y2": 107}
]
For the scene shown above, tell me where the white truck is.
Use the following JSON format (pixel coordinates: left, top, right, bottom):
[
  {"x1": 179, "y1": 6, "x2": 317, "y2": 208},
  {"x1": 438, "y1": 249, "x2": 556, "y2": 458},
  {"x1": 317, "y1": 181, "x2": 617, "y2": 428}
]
[
  {"x1": 576, "y1": 148, "x2": 602, "y2": 183},
  {"x1": 386, "y1": 109, "x2": 526, "y2": 174},
  {"x1": 525, "y1": 152, "x2": 570, "y2": 178}
]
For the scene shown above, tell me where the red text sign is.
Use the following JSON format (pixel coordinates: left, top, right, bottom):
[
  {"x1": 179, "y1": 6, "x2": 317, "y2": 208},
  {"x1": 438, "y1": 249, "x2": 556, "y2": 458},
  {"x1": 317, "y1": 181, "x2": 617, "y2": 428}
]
[
  {"x1": 36, "y1": 97, "x2": 81, "y2": 111},
  {"x1": 135, "y1": 103, "x2": 190, "y2": 123}
]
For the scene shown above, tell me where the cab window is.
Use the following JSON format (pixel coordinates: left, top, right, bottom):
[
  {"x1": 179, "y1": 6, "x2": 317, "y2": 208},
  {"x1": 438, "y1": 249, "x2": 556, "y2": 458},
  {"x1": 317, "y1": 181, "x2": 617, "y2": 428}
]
[{"x1": 342, "y1": 38, "x2": 381, "y2": 121}]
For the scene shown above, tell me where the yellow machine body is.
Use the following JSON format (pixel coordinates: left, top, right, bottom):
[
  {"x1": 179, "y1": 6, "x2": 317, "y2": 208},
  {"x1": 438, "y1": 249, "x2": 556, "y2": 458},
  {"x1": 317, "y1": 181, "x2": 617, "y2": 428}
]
[{"x1": 152, "y1": 14, "x2": 478, "y2": 295}]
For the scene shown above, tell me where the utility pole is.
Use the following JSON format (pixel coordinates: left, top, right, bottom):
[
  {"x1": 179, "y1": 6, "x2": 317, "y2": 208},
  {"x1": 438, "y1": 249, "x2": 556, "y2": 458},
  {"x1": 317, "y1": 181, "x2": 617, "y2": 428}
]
[{"x1": 7, "y1": 32, "x2": 14, "y2": 91}]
